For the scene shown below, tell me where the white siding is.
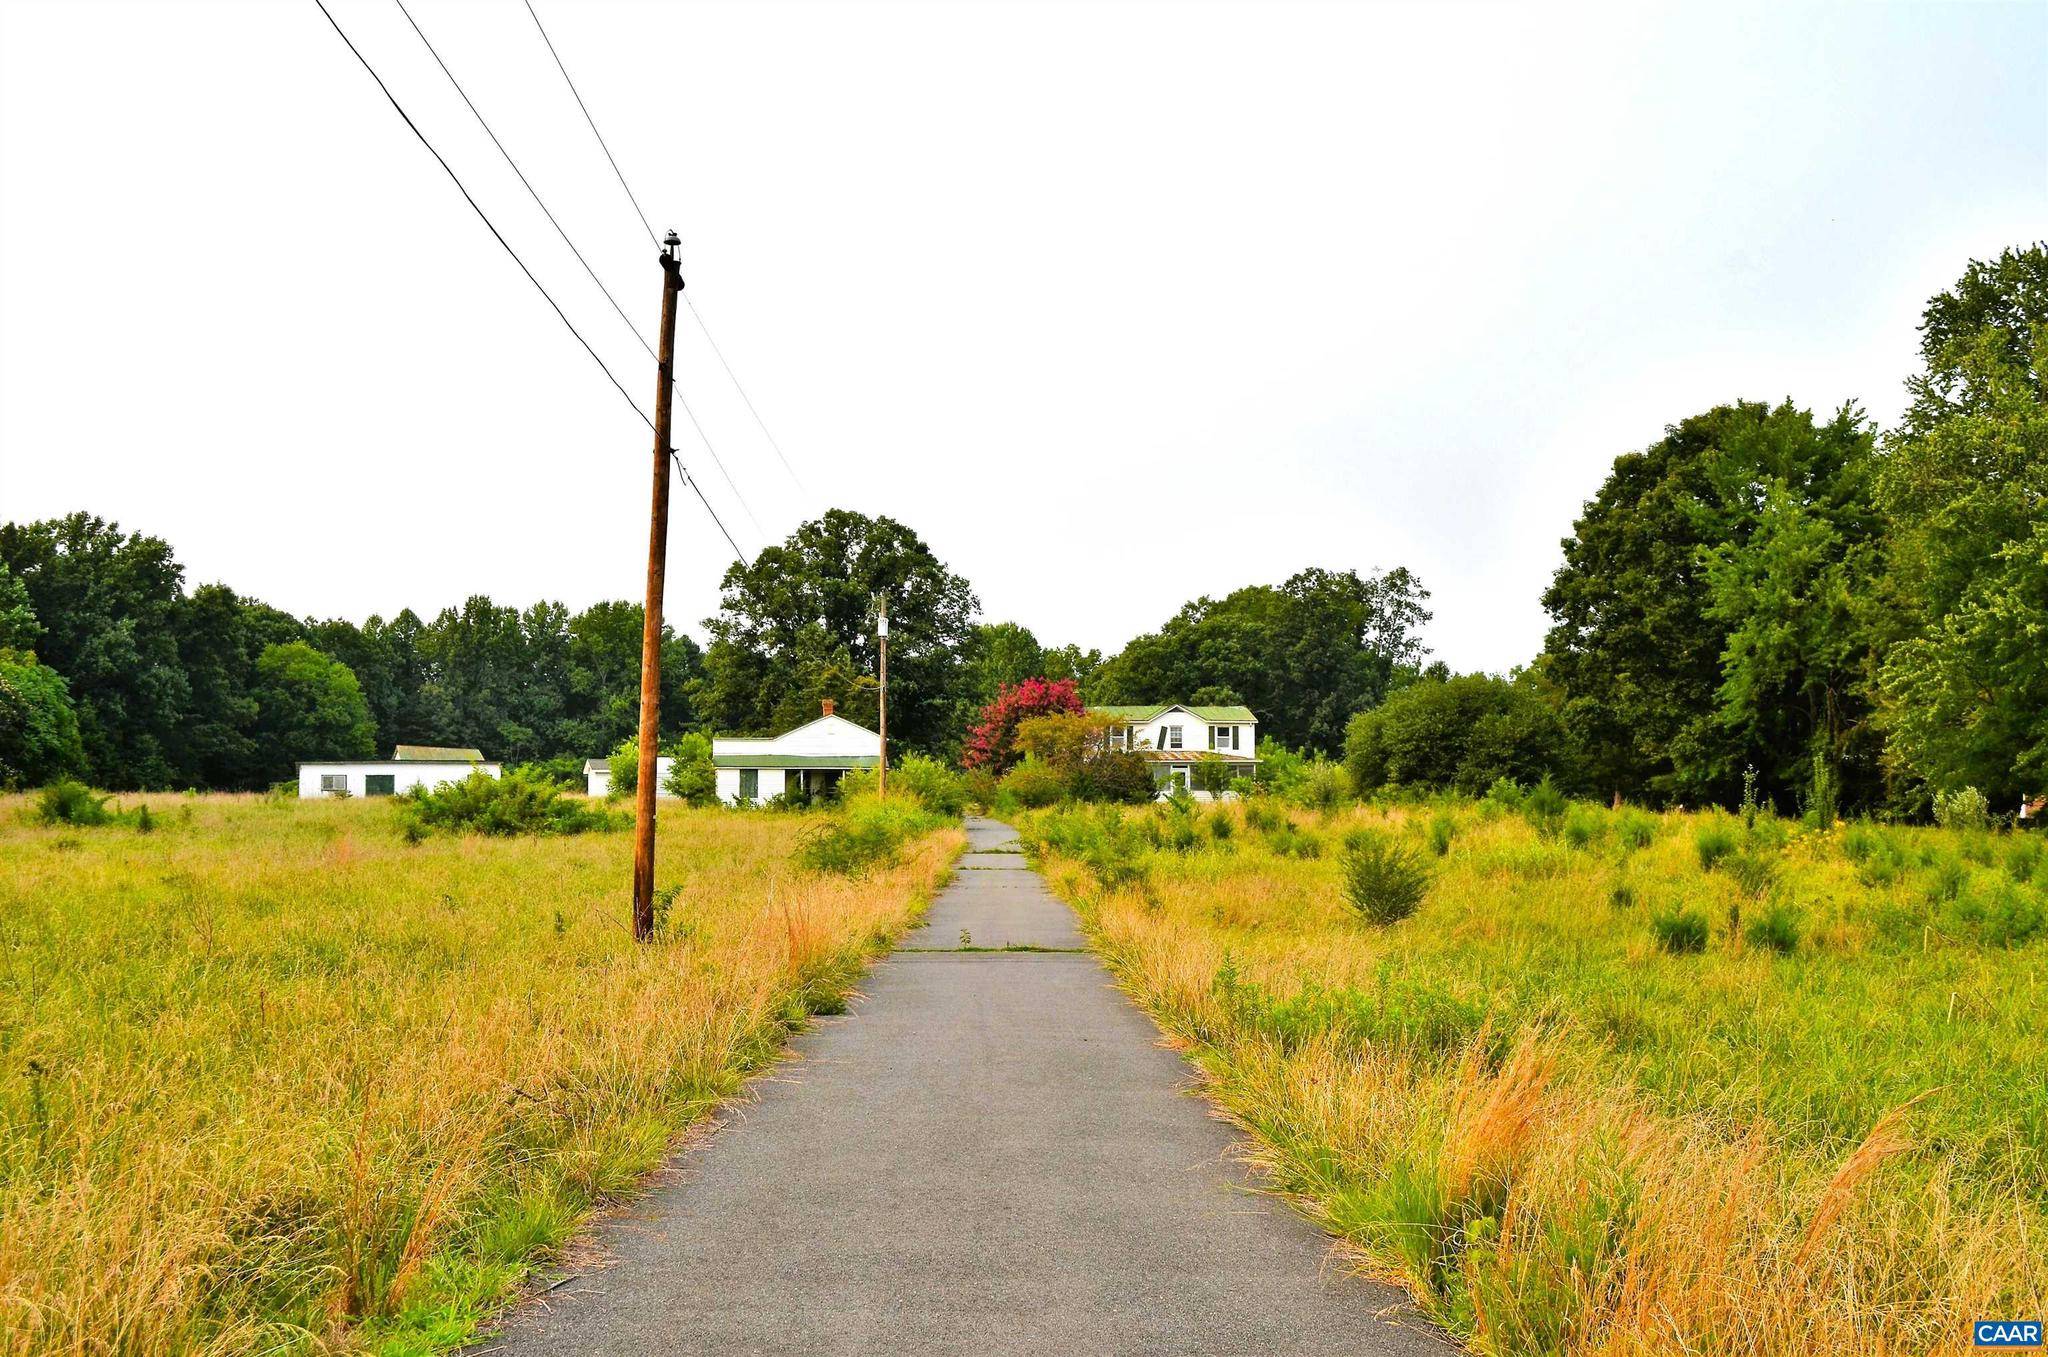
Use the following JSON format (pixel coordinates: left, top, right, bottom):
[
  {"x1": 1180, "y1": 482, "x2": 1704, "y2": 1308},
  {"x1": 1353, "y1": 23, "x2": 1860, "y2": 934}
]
[
  {"x1": 297, "y1": 762, "x2": 501, "y2": 798},
  {"x1": 715, "y1": 766, "x2": 786, "y2": 805}
]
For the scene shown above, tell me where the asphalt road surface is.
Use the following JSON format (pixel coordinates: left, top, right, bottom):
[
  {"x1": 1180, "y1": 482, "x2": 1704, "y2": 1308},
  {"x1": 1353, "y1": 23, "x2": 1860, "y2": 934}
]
[{"x1": 475, "y1": 817, "x2": 1450, "y2": 1356}]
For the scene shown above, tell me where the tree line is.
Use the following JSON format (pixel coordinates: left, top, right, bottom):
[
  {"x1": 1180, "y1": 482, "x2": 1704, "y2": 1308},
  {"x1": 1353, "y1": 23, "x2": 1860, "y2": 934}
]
[{"x1": 3, "y1": 245, "x2": 2040, "y2": 816}]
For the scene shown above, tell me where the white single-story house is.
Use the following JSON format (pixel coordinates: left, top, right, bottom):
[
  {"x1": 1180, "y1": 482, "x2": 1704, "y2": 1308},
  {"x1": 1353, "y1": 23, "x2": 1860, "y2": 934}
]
[
  {"x1": 1090, "y1": 704, "x2": 1258, "y2": 799},
  {"x1": 297, "y1": 745, "x2": 500, "y2": 798},
  {"x1": 584, "y1": 756, "x2": 676, "y2": 799},
  {"x1": 714, "y1": 701, "x2": 880, "y2": 805}
]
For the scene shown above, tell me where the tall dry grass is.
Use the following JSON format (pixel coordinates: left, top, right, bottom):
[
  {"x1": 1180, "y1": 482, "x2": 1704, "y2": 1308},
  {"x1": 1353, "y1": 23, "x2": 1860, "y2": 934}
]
[
  {"x1": 0, "y1": 793, "x2": 959, "y2": 1355},
  {"x1": 1025, "y1": 799, "x2": 2046, "y2": 1356}
]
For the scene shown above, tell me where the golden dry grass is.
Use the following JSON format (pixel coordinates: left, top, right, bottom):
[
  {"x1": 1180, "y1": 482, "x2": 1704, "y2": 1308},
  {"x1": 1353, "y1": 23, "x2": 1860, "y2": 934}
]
[
  {"x1": 1023, "y1": 799, "x2": 2046, "y2": 1356},
  {"x1": 0, "y1": 792, "x2": 960, "y2": 1356}
]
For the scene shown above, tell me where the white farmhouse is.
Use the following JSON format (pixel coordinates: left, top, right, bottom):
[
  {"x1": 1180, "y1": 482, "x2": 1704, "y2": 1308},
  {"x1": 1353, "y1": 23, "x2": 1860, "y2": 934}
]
[
  {"x1": 297, "y1": 745, "x2": 500, "y2": 798},
  {"x1": 1090, "y1": 704, "x2": 1259, "y2": 799},
  {"x1": 714, "y1": 701, "x2": 880, "y2": 805},
  {"x1": 584, "y1": 756, "x2": 675, "y2": 799}
]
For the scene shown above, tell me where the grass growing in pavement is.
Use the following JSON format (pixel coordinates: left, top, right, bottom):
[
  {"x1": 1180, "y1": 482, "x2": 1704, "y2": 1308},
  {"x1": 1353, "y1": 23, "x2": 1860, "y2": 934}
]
[
  {"x1": 0, "y1": 792, "x2": 960, "y2": 1356},
  {"x1": 1020, "y1": 797, "x2": 2047, "y2": 1356}
]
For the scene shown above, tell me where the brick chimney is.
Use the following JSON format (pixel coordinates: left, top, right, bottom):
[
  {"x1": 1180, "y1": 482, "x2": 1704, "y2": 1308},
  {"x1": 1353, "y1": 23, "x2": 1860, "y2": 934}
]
[{"x1": 821, "y1": 699, "x2": 836, "y2": 717}]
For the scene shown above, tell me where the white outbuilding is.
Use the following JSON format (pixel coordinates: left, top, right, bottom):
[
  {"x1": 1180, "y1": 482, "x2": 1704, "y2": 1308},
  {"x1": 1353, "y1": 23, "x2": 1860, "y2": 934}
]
[
  {"x1": 297, "y1": 745, "x2": 500, "y2": 798},
  {"x1": 584, "y1": 756, "x2": 676, "y2": 799},
  {"x1": 714, "y1": 702, "x2": 881, "y2": 805}
]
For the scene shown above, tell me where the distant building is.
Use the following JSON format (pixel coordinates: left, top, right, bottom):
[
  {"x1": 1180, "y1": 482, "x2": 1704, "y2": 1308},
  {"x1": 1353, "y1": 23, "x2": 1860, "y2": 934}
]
[
  {"x1": 297, "y1": 745, "x2": 499, "y2": 798},
  {"x1": 1090, "y1": 704, "x2": 1259, "y2": 799},
  {"x1": 713, "y1": 701, "x2": 880, "y2": 805},
  {"x1": 584, "y1": 756, "x2": 675, "y2": 800}
]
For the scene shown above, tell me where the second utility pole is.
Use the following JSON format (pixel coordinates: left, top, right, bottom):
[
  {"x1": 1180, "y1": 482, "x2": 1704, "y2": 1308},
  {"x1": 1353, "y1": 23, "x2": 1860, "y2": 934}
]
[{"x1": 631, "y1": 231, "x2": 684, "y2": 943}]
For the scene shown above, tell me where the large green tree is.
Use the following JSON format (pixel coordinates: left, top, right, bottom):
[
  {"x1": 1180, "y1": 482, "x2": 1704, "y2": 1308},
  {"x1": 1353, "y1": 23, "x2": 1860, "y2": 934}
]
[
  {"x1": 0, "y1": 514, "x2": 192, "y2": 788},
  {"x1": 1874, "y1": 244, "x2": 2048, "y2": 806},
  {"x1": 1540, "y1": 401, "x2": 1881, "y2": 809},
  {"x1": 1093, "y1": 567, "x2": 1431, "y2": 753},
  {"x1": 249, "y1": 641, "x2": 376, "y2": 779},
  {"x1": 1344, "y1": 671, "x2": 1574, "y2": 796},
  {"x1": 696, "y1": 510, "x2": 979, "y2": 755}
]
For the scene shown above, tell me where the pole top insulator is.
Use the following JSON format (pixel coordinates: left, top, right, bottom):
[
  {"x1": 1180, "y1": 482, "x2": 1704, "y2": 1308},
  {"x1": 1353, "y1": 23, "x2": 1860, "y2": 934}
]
[{"x1": 662, "y1": 230, "x2": 680, "y2": 257}]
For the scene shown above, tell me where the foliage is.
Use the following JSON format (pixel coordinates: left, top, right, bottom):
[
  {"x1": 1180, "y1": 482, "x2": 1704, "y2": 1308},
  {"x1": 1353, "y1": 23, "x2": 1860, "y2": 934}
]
[
  {"x1": 1744, "y1": 901, "x2": 1802, "y2": 954},
  {"x1": 0, "y1": 647, "x2": 84, "y2": 788},
  {"x1": 607, "y1": 735, "x2": 640, "y2": 797},
  {"x1": 962, "y1": 677, "x2": 1084, "y2": 773},
  {"x1": 1520, "y1": 775, "x2": 1570, "y2": 839},
  {"x1": 35, "y1": 778, "x2": 111, "y2": 826},
  {"x1": 1092, "y1": 566, "x2": 1432, "y2": 752},
  {"x1": 396, "y1": 769, "x2": 623, "y2": 837},
  {"x1": 796, "y1": 793, "x2": 943, "y2": 876},
  {"x1": 1649, "y1": 904, "x2": 1710, "y2": 953},
  {"x1": 1292, "y1": 760, "x2": 1349, "y2": 812},
  {"x1": 1074, "y1": 749, "x2": 1156, "y2": 805},
  {"x1": 512, "y1": 754, "x2": 585, "y2": 790},
  {"x1": 1540, "y1": 402, "x2": 1883, "y2": 810},
  {"x1": 697, "y1": 510, "x2": 977, "y2": 757},
  {"x1": 1694, "y1": 821, "x2": 1738, "y2": 870},
  {"x1": 890, "y1": 753, "x2": 969, "y2": 816},
  {"x1": 661, "y1": 731, "x2": 718, "y2": 805},
  {"x1": 1000, "y1": 758, "x2": 1070, "y2": 808},
  {"x1": 250, "y1": 641, "x2": 377, "y2": 777},
  {"x1": 1932, "y1": 785, "x2": 1991, "y2": 833},
  {"x1": 1345, "y1": 671, "x2": 1576, "y2": 796},
  {"x1": 1339, "y1": 830, "x2": 1431, "y2": 925}
]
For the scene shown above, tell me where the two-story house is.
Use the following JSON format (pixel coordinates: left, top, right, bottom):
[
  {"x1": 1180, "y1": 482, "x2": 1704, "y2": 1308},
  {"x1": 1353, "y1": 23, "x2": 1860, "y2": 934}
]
[{"x1": 1090, "y1": 704, "x2": 1258, "y2": 798}]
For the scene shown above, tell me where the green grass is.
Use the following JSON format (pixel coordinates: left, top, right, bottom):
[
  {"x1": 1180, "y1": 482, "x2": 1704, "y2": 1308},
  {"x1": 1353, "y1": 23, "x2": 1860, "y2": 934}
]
[
  {"x1": 0, "y1": 792, "x2": 960, "y2": 1356},
  {"x1": 1020, "y1": 798, "x2": 2047, "y2": 1356}
]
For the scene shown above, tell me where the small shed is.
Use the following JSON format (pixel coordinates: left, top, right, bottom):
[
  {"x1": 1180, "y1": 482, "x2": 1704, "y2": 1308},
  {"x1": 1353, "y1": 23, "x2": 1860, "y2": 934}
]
[
  {"x1": 585, "y1": 756, "x2": 676, "y2": 799},
  {"x1": 297, "y1": 745, "x2": 499, "y2": 798}
]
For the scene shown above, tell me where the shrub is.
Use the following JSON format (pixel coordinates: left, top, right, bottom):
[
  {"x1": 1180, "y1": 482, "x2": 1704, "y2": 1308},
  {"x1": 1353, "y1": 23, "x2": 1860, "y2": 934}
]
[
  {"x1": 512, "y1": 755, "x2": 584, "y2": 791},
  {"x1": 1483, "y1": 776, "x2": 1524, "y2": 810},
  {"x1": 1561, "y1": 805, "x2": 1605, "y2": 850},
  {"x1": 1076, "y1": 750, "x2": 1156, "y2": 805},
  {"x1": 396, "y1": 770, "x2": 622, "y2": 837},
  {"x1": 1427, "y1": 812, "x2": 1457, "y2": 857},
  {"x1": 36, "y1": 779, "x2": 110, "y2": 826},
  {"x1": 1615, "y1": 809, "x2": 1657, "y2": 852},
  {"x1": 1608, "y1": 877, "x2": 1636, "y2": 909},
  {"x1": 2007, "y1": 835, "x2": 2044, "y2": 884},
  {"x1": 606, "y1": 736, "x2": 639, "y2": 798},
  {"x1": 1934, "y1": 785, "x2": 1991, "y2": 832},
  {"x1": 1242, "y1": 799, "x2": 1283, "y2": 833},
  {"x1": 1521, "y1": 776, "x2": 1569, "y2": 839},
  {"x1": 1294, "y1": 761, "x2": 1350, "y2": 813},
  {"x1": 1165, "y1": 816, "x2": 1201, "y2": 854},
  {"x1": 1841, "y1": 822, "x2": 1887, "y2": 864},
  {"x1": 796, "y1": 794, "x2": 940, "y2": 876},
  {"x1": 1207, "y1": 808, "x2": 1235, "y2": 841},
  {"x1": 1743, "y1": 902, "x2": 1802, "y2": 954},
  {"x1": 1000, "y1": 759, "x2": 1068, "y2": 808},
  {"x1": 1650, "y1": 905, "x2": 1709, "y2": 954},
  {"x1": 661, "y1": 732, "x2": 718, "y2": 805},
  {"x1": 1694, "y1": 821, "x2": 1738, "y2": 870},
  {"x1": 845, "y1": 753, "x2": 968, "y2": 816},
  {"x1": 1339, "y1": 831, "x2": 1431, "y2": 925},
  {"x1": 1265, "y1": 824, "x2": 1324, "y2": 859}
]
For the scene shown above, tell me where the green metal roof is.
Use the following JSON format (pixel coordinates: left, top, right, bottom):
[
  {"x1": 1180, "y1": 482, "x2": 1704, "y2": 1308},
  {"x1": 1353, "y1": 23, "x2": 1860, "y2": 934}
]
[
  {"x1": 712, "y1": 754, "x2": 881, "y2": 770},
  {"x1": 1088, "y1": 704, "x2": 1255, "y2": 724},
  {"x1": 391, "y1": 744, "x2": 487, "y2": 762}
]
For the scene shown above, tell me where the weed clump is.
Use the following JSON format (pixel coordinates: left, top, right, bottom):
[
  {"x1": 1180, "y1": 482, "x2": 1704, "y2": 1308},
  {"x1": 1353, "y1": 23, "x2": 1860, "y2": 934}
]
[
  {"x1": 1933, "y1": 786, "x2": 1991, "y2": 833},
  {"x1": 36, "y1": 779, "x2": 111, "y2": 827},
  {"x1": 797, "y1": 794, "x2": 941, "y2": 876},
  {"x1": 1522, "y1": 776, "x2": 1568, "y2": 839},
  {"x1": 1427, "y1": 812, "x2": 1457, "y2": 857},
  {"x1": 1650, "y1": 904, "x2": 1710, "y2": 954},
  {"x1": 1694, "y1": 821, "x2": 1738, "y2": 871},
  {"x1": 1340, "y1": 830, "x2": 1431, "y2": 926},
  {"x1": 396, "y1": 769, "x2": 623, "y2": 838},
  {"x1": 1743, "y1": 901, "x2": 1802, "y2": 953}
]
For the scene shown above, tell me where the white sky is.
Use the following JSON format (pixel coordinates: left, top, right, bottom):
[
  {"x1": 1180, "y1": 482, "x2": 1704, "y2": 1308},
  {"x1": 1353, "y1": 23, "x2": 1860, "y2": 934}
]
[{"x1": 1, "y1": 0, "x2": 2042, "y2": 673}]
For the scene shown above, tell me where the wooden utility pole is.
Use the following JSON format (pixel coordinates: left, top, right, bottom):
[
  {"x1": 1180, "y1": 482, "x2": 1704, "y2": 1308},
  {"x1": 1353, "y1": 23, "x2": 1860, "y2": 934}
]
[
  {"x1": 631, "y1": 231, "x2": 684, "y2": 942},
  {"x1": 875, "y1": 594, "x2": 889, "y2": 799}
]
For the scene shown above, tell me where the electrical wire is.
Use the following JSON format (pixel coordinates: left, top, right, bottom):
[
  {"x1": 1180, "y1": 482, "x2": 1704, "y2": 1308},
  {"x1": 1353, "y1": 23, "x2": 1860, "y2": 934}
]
[
  {"x1": 522, "y1": 0, "x2": 810, "y2": 497},
  {"x1": 389, "y1": 0, "x2": 764, "y2": 541},
  {"x1": 309, "y1": 0, "x2": 747, "y2": 565}
]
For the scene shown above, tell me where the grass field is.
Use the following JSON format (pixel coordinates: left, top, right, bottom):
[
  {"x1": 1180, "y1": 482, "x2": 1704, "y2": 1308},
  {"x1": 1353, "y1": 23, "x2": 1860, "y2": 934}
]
[
  {"x1": 1020, "y1": 796, "x2": 2047, "y2": 1356},
  {"x1": 0, "y1": 792, "x2": 961, "y2": 1356}
]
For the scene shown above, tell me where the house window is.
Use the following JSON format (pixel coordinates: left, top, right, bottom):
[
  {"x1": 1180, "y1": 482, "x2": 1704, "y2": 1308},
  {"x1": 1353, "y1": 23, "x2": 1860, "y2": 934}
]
[
  {"x1": 1210, "y1": 725, "x2": 1236, "y2": 751},
  {"x1": 739, "y1": 768, "x2": 759, "y2": 801},
  {"x1": 319, "y1": 773, "x2": 349, "y2": 795},
  {"x1": 364, "y1": 774, "x2": 395, "y2": 796},
  {"x1": 1161, "y1": 725, "x2": 1183, "y2": 750}
]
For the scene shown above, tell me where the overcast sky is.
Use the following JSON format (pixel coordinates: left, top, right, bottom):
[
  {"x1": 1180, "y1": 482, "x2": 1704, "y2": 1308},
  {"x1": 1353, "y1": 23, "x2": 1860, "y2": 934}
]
[{"x1": 1, "y1": 0, "x2": 2042, "y2": 673}]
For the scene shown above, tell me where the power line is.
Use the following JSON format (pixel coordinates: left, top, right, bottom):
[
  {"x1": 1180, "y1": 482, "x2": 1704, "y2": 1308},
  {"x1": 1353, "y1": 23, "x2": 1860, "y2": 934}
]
[
  {"x1": 523, "y1": 0, "x2": 659, "y2": 249},
  {"x1": 684, "y1": 294, "x2": 810, "y2": 495},
  {"x1": 522, "y1": 0, "x2": 809, "y2": 498},
  {"x1": 388, "y1": 0, "x2": 765, "y2": 541},
  {"x1": 309, "y1": 0, "x2": 747, "y2": 566},
  {"x1": 392, "y1": 0, "x2": 653, "y2": 362}
]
